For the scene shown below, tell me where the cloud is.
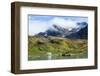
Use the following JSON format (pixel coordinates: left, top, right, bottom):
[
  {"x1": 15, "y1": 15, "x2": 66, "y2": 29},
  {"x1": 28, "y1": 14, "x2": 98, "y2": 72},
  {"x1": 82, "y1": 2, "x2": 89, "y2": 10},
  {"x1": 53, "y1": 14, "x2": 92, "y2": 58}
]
[
  {"x1": 50, "y1": 17, "x2": 79, "y2": 29},
  {"x1": 29, "y1": 20, "x2": 50, "y2": 35}
]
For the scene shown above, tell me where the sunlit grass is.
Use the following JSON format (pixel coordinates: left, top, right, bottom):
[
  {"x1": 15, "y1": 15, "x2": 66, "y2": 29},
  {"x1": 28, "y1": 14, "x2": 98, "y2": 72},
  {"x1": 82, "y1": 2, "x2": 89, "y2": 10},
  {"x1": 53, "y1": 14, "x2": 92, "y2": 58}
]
[{"x1": 28, "y1": 36, "x2": 88, "y2": 60}]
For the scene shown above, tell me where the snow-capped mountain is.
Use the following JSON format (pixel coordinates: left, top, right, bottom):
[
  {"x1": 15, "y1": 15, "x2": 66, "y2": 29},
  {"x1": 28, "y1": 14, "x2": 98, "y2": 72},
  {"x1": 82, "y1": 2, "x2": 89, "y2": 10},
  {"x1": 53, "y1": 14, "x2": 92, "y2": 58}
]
[{"x1": 37, "y1": 22, "x2": 88, "y2": 39}]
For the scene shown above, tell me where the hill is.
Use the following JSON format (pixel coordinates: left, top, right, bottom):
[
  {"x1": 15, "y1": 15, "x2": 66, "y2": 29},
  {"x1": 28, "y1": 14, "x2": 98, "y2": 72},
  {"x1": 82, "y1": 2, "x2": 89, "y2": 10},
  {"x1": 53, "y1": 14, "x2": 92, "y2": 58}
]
[{"x1": 28, "y1": 36, "x2": 88, "y2": 60}]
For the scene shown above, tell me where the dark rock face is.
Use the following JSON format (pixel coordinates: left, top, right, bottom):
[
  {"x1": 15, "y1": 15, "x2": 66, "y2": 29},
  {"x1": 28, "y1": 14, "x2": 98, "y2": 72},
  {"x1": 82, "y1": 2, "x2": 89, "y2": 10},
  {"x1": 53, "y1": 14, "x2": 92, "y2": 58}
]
[{"x1": 66, "y1": 26, "x2": 88, "y2": 39}]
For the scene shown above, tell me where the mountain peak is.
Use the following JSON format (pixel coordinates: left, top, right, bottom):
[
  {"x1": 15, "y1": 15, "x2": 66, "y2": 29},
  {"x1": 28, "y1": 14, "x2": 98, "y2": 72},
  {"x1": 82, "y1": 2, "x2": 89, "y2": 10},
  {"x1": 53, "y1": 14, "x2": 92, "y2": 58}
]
[{"x1": 37, "y1": 22, "x2": 88, "y2": 39}]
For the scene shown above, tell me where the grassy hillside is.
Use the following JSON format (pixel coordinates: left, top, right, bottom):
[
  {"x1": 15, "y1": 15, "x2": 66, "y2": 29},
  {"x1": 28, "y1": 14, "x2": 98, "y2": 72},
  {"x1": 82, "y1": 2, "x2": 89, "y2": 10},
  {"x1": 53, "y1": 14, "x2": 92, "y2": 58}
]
[{"x1": 28, "y1": 35, "x2": 88, "y2": 60}]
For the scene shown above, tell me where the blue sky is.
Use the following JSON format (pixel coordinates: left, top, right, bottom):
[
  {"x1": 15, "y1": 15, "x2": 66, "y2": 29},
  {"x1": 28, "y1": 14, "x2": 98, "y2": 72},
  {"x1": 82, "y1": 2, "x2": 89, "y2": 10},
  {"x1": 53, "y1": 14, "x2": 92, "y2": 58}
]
[
  {"x1": 28, "y1": 15, "x2": 88, "y2": 36},
  {"x1": 29, "y1": 15, "x2": 88, "y2": 22}
]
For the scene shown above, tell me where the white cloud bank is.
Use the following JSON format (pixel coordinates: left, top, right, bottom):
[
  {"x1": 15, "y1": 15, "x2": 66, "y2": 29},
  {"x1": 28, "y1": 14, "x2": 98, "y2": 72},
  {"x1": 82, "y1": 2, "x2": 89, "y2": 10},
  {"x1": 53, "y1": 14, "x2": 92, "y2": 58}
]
[
  {"x1": 29, "y1": 17, "x2": 84, "y2": 36},
  {"x1": 51, "y1": 17, "x2": 78, "y2": 29},
  {"x1": 29, "y1": 21, "x2": 49, "y2": 35}
]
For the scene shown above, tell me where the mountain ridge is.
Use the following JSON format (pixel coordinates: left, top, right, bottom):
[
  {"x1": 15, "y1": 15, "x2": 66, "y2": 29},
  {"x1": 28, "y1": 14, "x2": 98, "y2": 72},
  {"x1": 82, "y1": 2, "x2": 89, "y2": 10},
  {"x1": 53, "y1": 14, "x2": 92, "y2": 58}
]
[{"x1": 37, "y1": 22, "x2": 88, "y2": 39}]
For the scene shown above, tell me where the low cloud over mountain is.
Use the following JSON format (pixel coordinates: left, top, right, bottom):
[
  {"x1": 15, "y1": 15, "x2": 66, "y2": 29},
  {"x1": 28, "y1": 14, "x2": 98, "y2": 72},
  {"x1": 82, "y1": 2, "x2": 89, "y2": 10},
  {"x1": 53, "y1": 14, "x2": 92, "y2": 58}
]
[
  {"x1": 37, "y1": 21, "x2": 88, "y2": 39},
  {"x1": 29, "y1": 16, "x2": 88, "y2": 36}
]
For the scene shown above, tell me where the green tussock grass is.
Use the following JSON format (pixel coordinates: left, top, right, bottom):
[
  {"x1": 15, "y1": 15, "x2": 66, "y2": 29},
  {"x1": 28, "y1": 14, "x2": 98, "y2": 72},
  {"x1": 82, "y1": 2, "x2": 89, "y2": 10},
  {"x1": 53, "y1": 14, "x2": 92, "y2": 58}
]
[{"x1": 28, "y1": 36, "x2": 88, "y2": 60}]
